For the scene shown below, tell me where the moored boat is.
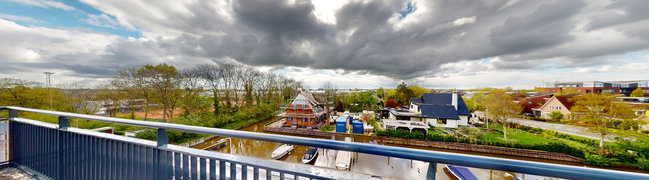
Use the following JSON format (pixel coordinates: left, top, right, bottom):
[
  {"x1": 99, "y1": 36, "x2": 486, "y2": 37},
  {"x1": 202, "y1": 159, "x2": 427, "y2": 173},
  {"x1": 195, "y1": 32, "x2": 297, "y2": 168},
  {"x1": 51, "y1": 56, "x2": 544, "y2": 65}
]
[
  {"x1": 302, "y1": 147, "x2": 319, "y2": 164},
  {"x1": 443, "y1": 165, "x2": 478, "y2": 180},
  {"x1": 271, "y1": 144, "x2": 294, "y2": 159}
]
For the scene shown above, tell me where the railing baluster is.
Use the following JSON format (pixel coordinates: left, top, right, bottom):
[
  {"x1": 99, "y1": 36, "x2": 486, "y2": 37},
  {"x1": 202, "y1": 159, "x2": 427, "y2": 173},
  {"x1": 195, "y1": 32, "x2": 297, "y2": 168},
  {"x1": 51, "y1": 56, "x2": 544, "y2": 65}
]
[
  {"x1": 200, "y1": 157, "x2": 207, "y2": 180},
  {"x1": 191, "y1": 155, "x2": 198, "y2": 180},
  {"x1": 210, "y1": 159, "x2": 216, "y2": 180},
  {"x1": 230, "y1": 162, "x2": 236, "y2": 180},
  {"x1": 241, "y1": 165, "x2": 247, "y2": 180},
  {"x1": 219, "y1": 160, "x2": 226, "y2": 180},
  {"x1": 174, "y1": 152, "x2": 181, "y2": 180},
  {"x1": 253, "y1": 167, "x2": 259, "y2": 180},
  {"x1": 182, "y1": 154, "x2": 190, "y2": 180},
  {"x1": 266, "y1": 169, "x2": 271, "y2": 180}
]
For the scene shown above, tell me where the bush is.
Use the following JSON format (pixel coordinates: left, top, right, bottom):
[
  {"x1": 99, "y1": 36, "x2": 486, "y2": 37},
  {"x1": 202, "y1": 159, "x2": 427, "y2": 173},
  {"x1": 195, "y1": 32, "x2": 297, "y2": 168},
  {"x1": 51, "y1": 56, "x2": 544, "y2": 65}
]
[
  {"x1": 321, "y1": 125, "x2": 335, "y2": 132},
  {"x1": 638, "y1": 157, "x2": 649, "y2": 170},
  {"x1": 584, "y1": 153, "x2": 616, "y2": 166},
  {"x1": 134, "y1": 129, "x2": 206, "y2": 144}
]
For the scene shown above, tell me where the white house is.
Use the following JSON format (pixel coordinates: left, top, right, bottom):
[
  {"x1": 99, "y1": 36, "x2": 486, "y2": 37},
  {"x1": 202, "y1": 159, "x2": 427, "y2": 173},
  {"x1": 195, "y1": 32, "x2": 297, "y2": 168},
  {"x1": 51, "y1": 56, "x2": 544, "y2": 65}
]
[{"x1": 389, "y1": 93, "x2": 470, "y2": 128}]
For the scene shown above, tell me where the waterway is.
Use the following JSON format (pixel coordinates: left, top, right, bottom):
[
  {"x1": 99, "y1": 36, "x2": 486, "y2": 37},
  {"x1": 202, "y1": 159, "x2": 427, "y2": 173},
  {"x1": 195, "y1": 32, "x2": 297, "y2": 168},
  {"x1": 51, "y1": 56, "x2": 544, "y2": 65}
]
[{"x1": 192, "y1": 117, "x2": 642, "y2": 179}]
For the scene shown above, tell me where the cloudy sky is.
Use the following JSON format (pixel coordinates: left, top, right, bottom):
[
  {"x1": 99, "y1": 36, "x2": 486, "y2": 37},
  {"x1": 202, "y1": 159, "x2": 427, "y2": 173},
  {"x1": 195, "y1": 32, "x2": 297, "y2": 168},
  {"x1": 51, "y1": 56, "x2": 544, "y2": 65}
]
[{"x1": 1, "y1": 0, "x2": 648, "y2": 89}]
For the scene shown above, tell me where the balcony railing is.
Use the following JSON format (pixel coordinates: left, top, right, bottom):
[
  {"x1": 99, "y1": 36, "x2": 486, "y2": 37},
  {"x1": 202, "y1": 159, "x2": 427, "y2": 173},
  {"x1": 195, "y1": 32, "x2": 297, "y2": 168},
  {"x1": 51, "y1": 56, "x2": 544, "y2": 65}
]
[{"x1": 1, "y1": 106, "x2": 649, "y2": 180}]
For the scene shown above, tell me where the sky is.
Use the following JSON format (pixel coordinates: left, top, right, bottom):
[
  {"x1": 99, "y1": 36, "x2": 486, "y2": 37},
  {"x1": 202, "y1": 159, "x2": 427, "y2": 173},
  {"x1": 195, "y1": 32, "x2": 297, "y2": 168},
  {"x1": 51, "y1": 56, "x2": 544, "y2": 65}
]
[{"x1": 1, "y1": 0, "x2": 649, "y2": 89}]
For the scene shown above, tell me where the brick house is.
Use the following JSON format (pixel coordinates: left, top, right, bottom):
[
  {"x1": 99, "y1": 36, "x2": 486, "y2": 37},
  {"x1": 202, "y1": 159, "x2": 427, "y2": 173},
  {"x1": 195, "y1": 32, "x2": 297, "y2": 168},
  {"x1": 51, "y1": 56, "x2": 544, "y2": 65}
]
[{"x1": 284, "y1": 91, "x2": 328, "y2": 128}]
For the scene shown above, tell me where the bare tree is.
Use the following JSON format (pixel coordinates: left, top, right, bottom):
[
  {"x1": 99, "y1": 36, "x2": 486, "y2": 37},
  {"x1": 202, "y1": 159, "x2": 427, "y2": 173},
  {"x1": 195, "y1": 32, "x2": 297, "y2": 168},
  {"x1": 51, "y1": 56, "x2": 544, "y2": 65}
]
[
  {"x1": 113, "y1": 67, "x2": 153, "y2": 120},
  {"x1": 197, "y1": 64, "x2": 223, "y2": 115},
  {"x1": 179, "y1": 67, "x2": 205, "y2": 115}
]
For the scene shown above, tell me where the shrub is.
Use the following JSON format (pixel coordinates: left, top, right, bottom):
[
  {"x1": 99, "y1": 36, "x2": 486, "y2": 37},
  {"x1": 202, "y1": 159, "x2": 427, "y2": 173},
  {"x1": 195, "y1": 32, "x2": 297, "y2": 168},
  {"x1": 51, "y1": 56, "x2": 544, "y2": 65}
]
[
  {"x1": 549, "y1": 111, "x2": 563, "y2": 121},
  {"x1": 584, "y1": 153, "x2": 616, "y2": 166},
  {"x1": 321, "y1": 125, "x2": 335, "y2": 132},
  {"x1": 638, "y1": 157, "x2": 649, "y2": 170}
]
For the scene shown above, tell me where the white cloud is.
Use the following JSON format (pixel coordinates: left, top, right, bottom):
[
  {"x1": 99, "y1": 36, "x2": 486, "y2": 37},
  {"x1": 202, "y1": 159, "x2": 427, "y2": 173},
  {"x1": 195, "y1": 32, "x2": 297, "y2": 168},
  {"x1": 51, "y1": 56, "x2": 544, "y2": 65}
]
[
  {"x1": 0, "y1": 14, "x2": 42, "y2": 23},
  {"x1": 84, "y1": 14, "x2": 120, "y2": 29},
  {"x1": 451, "y1": 16, "x2": 476, "y2": 26},
  {"x1": 7, "y1": 0, "x2": 75, "y2": 11},
  {"x1": 311, "y1": 0, "x2": 345, "y2": 24}
]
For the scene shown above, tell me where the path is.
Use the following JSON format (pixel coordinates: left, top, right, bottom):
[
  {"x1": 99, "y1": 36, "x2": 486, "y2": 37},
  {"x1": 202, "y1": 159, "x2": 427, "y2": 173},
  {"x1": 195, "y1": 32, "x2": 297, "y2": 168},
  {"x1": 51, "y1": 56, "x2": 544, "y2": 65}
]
[{"x1": 509, "y1": 117, "x2": 618, "y2": 142}]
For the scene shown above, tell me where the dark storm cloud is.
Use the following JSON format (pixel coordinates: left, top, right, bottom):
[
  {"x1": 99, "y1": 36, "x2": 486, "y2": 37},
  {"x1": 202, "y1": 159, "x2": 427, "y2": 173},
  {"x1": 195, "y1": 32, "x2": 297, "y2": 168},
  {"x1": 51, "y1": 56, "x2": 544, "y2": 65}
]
[{"x1": 5, "y1": 0, "x2": 649, "y2": 80}]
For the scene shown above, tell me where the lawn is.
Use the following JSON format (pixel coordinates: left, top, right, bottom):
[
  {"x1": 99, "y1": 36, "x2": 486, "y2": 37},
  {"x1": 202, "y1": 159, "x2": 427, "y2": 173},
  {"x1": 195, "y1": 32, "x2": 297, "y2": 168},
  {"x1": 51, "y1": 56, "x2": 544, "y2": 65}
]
[{"x1": 482, "y1": 125, "x2": 558, "y2": 145}]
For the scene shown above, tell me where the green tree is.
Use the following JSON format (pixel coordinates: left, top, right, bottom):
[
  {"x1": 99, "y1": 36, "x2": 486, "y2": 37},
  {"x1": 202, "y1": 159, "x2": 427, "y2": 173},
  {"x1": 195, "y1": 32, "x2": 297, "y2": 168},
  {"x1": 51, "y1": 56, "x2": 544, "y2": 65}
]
[
  {"x1": 139, "y1": 64, "x2": 181, "y2": 122},
  {"x1": 630, "y1": 88, "x2": 644, "y2": 97},
  {"x1": 556, "y1": 88, "x2": 580, "y2": 96},
  {"x1": 0, "y1": 78, "x2": 47, "y2": 108},
  {"x1": 408, "y1": 85, "x2": 430, "y2": 99},
  {"x1": 572, "y1": 93, "x2": 634, "y2": 148},
  {"x1": 549, "y1": 111, "x2": 564, "y2": 120},
  {"x1": 394, "y1": 82, "x2": 414, "y2": 105},
  {"x1": 485, "y1": 90, "x2": 523, "y2": 141}
]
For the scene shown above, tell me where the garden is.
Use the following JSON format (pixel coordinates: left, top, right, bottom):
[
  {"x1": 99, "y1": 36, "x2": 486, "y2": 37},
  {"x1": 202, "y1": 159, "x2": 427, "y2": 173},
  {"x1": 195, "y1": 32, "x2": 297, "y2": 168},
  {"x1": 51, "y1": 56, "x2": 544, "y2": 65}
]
[{"x1": 375, "y1": 122, "x2": 649, "y2": 170}]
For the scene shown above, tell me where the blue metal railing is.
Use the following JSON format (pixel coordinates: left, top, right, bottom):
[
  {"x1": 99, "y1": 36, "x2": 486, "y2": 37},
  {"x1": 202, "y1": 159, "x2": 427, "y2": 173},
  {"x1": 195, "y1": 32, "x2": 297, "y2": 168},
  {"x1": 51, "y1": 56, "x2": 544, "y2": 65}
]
[{"x1": 2, "y1": 106, "x2": 649, "y2": 180}]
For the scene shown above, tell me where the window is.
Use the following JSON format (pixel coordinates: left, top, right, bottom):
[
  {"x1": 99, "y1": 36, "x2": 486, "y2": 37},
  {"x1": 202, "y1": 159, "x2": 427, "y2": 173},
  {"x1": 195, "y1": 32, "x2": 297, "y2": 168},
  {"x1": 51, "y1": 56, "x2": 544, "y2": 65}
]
[{"x1": 644, "y1": 89, "x2": 649, "y2": 93}]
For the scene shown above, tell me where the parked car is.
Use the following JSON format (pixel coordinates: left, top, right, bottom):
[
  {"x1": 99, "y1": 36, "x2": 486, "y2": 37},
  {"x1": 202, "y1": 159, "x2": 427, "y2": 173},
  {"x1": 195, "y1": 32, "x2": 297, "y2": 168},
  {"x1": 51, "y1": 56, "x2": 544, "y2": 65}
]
[{"x1": 523, "y1": 113, "x2": 534, "y2": 117}]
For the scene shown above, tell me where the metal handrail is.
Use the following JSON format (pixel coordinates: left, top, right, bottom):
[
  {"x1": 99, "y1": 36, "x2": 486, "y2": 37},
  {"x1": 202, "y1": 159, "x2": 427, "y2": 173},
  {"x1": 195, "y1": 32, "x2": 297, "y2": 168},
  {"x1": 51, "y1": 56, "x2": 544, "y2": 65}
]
[{"x1": 3, "y1": 106, "x2": 649, "y2": 179}]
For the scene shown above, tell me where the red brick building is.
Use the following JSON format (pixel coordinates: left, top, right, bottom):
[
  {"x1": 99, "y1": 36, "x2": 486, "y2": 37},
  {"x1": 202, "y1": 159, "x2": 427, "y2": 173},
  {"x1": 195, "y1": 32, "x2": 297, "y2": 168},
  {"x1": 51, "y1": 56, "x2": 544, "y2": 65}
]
[
  {"x1": 284, "y1": 91, "x2": 328, "y2": 128},
  {"x1": 542, "y1": 80, "x2": 649, "y2": 96}
]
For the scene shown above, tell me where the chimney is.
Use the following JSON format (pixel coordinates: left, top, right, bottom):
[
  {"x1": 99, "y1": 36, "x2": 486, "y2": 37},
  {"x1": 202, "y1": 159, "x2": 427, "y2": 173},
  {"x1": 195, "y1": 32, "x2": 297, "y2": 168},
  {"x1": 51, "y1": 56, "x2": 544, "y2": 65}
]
[{"x1": 452, "y1": 92, "x2": 458, "y2": 110}]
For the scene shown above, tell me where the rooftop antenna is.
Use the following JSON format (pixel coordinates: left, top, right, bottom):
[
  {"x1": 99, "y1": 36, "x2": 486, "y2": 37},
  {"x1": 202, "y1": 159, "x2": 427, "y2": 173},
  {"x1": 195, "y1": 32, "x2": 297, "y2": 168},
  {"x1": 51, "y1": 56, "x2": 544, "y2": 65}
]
[{"x1": 44, "y1": 72, "x2": 54, "y2": 108}]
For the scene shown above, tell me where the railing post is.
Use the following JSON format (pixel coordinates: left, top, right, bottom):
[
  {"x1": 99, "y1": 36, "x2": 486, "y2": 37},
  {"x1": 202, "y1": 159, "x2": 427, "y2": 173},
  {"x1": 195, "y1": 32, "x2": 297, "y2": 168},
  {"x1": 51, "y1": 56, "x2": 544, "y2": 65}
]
[
  {"x1": 58, "y1": 116, "x2": 69, "y2": 179},
  {"x1": 426, "y1": 162, "x2": 436, "y2": 180},
  {"x1": 157, "y1": 129, "x2": 168, "y2": 147},
  {"x1": 58, "y1": 116, "x2": 69, "y2": 129},
  {"x1": 8, "y1": 110, "x2": 17, "y2": 119},
  {"x1": 156, "y1": 128, "x2": 169, "y2": 180}
]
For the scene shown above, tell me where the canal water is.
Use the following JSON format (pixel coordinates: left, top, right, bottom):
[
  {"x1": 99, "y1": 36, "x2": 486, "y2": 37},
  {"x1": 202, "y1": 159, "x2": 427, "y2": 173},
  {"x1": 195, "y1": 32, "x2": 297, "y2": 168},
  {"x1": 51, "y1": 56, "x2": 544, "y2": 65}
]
[{"x1": 191, "y1": 117, "x2": 639, "y2": 179}]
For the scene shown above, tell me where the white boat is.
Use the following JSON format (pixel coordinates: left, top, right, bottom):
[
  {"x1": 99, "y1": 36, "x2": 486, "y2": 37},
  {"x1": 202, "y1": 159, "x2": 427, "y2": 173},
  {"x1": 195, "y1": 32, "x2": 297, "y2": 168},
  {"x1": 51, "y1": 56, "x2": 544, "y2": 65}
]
[
  {"x1": 302, "y1": 147, "x2": 319, "y2": 164},
  {"x1": 335, "y1": 150, "x2": 351, "y2": 171},
  {"x1": 271, "y1": 144, "x2": 294, "y2": 159}
]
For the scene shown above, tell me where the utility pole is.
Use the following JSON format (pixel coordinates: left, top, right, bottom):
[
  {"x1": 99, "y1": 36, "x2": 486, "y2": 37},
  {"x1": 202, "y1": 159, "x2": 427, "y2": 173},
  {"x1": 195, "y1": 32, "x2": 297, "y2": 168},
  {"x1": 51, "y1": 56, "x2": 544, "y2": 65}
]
[
  {"x1": 486, "y1": 107, "x2": 489, "y2": 129},
  {"x1": 44, "y1": 72, "x2": 54, "y2": 108}
]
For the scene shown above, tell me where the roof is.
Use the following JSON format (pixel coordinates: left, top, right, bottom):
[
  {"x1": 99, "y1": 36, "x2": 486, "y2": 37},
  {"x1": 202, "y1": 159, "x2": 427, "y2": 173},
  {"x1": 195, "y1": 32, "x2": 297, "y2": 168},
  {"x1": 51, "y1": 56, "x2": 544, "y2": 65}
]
[
  {"x1": 311, "y1": 92, "x2": 329, "y2": 104},
  {"x1": 554, "y1": 95, "x2": 577, "y2": 110},
  {"x1": 411, "y1": 98, "x2": 422, "y2": 104},
  {"x1": 415, "y1": 93, "x2": 470, "y2": 116},
  {"x1": 420, "y1": 105, "x2": 461, "y2": 120},
  {"x1": 518, "y1": 94, "x2": 553, "y2": 113}
]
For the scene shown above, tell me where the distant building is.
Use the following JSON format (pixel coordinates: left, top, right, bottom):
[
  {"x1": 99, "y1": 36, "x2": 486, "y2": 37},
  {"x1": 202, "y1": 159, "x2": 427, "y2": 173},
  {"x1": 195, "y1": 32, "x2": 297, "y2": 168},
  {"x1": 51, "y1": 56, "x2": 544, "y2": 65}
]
[
  {"x1": 535, "y1": 95, "x2": 577, "y2": 119},
  {"x1": 515, "y1": 93, "x2": 553, "y2": 116},
  {"x1": 284, "y1": 91, "x2": 328, "y2": 128},
  {"x1": 542, "y1": 80, "x2": 649, "y2": 96},
  {"x1": 388, "y1": 93, "x2": 470, "y2": 128}
]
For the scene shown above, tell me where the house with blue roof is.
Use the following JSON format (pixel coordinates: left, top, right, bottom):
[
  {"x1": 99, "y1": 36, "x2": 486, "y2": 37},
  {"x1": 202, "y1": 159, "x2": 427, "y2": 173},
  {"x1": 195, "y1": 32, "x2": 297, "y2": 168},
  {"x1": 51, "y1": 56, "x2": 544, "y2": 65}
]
[{"x1": 388, "y1": 93, "x2": 470, "y2": 128}]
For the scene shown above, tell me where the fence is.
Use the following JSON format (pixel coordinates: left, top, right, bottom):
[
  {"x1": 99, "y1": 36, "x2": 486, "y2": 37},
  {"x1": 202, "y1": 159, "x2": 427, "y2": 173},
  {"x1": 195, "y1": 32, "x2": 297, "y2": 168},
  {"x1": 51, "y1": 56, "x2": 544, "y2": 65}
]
[{"x1": 2, "y1": 106, "x2": 649, "y2": 180}]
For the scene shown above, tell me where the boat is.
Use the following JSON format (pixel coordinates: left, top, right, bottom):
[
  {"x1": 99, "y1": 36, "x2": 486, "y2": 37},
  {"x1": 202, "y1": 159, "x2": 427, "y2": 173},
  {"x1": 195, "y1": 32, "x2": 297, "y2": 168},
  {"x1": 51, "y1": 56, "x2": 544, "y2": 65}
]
[
  {"x1": 206, "y1": 139, "x2": 228, "y2": 150},
  {"x1": 302, "y1": 147, "x2": 319, "y2": 164},
  {"x1": 443, "y1": 165, "x2": 478, "y2": 180},
  {"x1": 271, "y1": 144, "x2": 294, "y2": 159},
  {"x1": 335, "y1": 137, "x2": 353, "y2": 171},
  {"x1": 335, "y1": 150, "x2": 351, "y2": 171}
]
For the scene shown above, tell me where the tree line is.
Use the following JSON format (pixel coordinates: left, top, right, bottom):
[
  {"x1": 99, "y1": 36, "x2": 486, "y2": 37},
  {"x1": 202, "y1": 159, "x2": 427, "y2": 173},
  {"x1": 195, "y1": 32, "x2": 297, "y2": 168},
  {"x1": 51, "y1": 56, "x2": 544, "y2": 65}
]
[{"x1": 1, "y1": 63, "x2": 302, "y2": 124}]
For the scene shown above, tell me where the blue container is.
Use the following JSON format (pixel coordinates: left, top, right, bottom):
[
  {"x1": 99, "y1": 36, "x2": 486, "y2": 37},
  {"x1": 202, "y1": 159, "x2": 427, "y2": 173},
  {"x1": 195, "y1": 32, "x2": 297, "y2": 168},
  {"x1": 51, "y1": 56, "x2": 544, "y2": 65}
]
[
  {"x1": 352, "y1": 120, "x2": 364, "y2": 134},
  {"x1": 336, "y1": 116, "x2": 348, "y2": 133}
]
